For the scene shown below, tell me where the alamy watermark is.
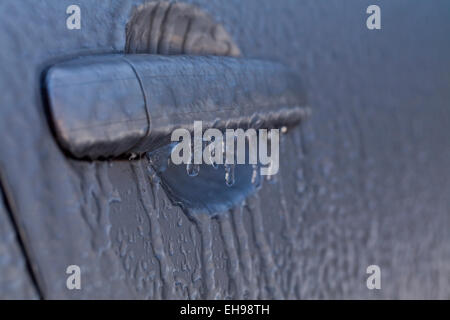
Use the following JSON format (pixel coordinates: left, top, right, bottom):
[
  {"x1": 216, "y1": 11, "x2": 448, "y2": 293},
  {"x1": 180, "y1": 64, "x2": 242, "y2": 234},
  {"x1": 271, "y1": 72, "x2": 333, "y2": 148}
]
[
  {"x1": 366, "y1": 5, "x2": 381, "y2": 30},
  {"x1": 366, "y1": 265, "x2": 381, "y2": 290},
  {"x1": 66, "y1": 5, "x2": 81, "y2": 30},
  {"x1": 170, "y1": 121, "x2": 281, "y2": 176},
  {"x1": 66, "y1": 265, "x2": 81, "y2": 290}
]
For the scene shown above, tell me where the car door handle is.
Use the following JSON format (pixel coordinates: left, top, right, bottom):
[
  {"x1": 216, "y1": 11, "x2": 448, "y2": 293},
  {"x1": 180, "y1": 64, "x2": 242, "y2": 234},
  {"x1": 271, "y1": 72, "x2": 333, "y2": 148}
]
[{"x1": 44, "y1": 54, "x2": 308, "y2": 159}]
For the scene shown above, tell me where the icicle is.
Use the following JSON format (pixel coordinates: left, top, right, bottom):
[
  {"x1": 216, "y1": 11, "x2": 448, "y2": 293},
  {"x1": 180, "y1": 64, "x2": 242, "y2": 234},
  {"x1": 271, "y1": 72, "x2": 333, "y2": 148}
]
[
  {"x1": 251, "y1": 164, "x2": 260, "y2": 186},
  {"x1": 186, "y1": 163, "x2": 200, "y2": 177},
  {"x1": 211, "y1": 147, "x2": 218, "y2": 169},
  {"x1": 224, "y1": 164, "x2": 235, "y2": 187},
  {"x1": 186, "y1": 141, "x2": 200, "y2": 177}
]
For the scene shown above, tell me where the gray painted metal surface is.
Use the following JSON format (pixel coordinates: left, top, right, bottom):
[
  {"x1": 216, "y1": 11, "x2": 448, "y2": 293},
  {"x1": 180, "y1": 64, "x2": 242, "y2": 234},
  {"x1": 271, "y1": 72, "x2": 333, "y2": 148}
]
[
  {"x1": 0, "y1": 0, "x2": 449, "y2": 299},
  {"x1": 0, "y1": 188, "x2": 38, "y2": 299}
]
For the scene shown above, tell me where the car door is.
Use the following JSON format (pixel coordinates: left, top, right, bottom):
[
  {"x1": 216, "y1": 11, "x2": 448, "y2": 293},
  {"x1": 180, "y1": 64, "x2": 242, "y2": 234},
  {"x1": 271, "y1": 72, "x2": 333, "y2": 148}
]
[{"x1": 0, "y1": 0, "x2": 449, "y2": 299}]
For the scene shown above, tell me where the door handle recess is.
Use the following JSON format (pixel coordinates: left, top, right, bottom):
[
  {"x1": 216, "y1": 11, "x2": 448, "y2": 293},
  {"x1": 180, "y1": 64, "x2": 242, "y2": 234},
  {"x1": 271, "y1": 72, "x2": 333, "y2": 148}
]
[{"x1": 44, "y1": 54, "x2": 308, "y2": 159}]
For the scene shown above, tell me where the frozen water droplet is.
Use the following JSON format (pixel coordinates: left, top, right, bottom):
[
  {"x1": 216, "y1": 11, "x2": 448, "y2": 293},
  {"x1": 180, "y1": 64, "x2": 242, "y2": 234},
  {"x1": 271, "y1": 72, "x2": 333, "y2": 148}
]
[
  {"x1": 296, "y1": 169, "x2": 306, "y2": 193},
  {"x1": 225, "y1": 164, "x2": 235, "y2": 187},
  {"x1": 129, "y1": 152, "x2": 138, "y2": 160},
  {"x1": 265, "y1": 172, "x2": 278, "y2": 184},
  {"x1": 146, "y1": 165, "x2": 161, "y2": 184},
  {"x1": 211, "y1": 148, "x2": 219, "y2": 169},
  {"x1": 169, "y1": 242, "x2": 174, "y2": 256},
  {"x1": 186, "y1": 141, "x2": 200, "y2": 176},
  {"x1": 186, "y1": 163, "x2": 200, "y2": 177},
  {"x1": 221, "y1": 140, "x2": 226, "y2": 156},
  {"x1": 251, "y1": 164, "x2": 260, "y2": 188}
]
